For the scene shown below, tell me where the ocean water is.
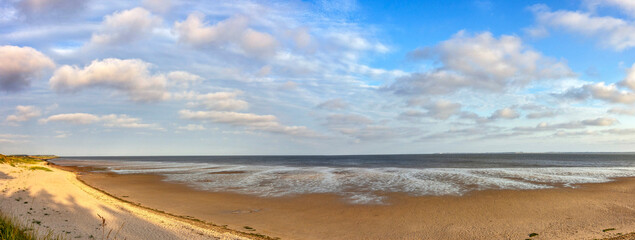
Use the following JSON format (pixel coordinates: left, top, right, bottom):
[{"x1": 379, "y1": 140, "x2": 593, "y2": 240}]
[{"x1": 50, "y1": 154, "x2": 635, "y2": 204}]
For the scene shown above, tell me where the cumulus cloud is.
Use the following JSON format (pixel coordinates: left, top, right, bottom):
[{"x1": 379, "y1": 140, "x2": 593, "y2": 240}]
[
  {"x1": 421, "y1": 100, "x2": 462, "y2": 120},
  {"x1": 388, "y1": 31, "x2": 574, "y2": 95},
  {"x1": 530, "y1": 4, "x2": 635, "y2": 50},
  {"x1": 40, "y1": 113, "x2": 162, "y2": 129},
  {"x1": 49, "y1": 58, "x2": 170, "y2": 102},
  {"x1": 174, "y1": 13, "x2": 278, "y2": 58},
  {"x1": 6, "y1": 105, "x2": 41, "y2": 123},
  {"x1": 489, "y1": 107, "x2": 520, "y2": 120},
  {"x1": 560, "y1": 82, "x2": 635, "y2": 104},
  {"x1": 0, "y1": 45, "x2": 55, "y2": 92},
  {"x1": 90, "y1": 7, "x2": 162, "y2": 46},
  {"x1": 316, "y1": 98, "x2": 348, "y2": 110},
  {"x1": 559, "y1": 64, "x2": 635, "y2": 104},
  {"x1": 179, "y1": 110, "x2": 318, "y2": 137}
]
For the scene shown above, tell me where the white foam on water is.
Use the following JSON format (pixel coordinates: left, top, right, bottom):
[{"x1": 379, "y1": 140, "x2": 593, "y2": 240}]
[{"x1": 57, "y1": 159, "x2": 635, "y2": 204}]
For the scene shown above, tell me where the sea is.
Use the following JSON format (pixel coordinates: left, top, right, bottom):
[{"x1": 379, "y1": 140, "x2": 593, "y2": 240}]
[{"x1": 50, "y1": 153, "x2": 635, "y2": 204}]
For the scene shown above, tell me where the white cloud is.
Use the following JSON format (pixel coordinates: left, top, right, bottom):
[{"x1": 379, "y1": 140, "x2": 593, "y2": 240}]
[
  {"x1": 585, "y1": 0, "x2": 635, "y2": 17},
  {"x1": 329, "y1": 32, "x2": 389, "y2": 53},
  {"x1": 90, "y1": 7, "x2": 162, "y2": 46},
  {"x1": 422, "y1": 100, "x2": 462, "y2": 120},
  {"x1": 325, "y1": 114, "x2": 373, "y2": 126},
  {"x1": 490, "y1": 107, "x2": 520, "y2": 120},
  {"x1": 39, "y1": 113, "x2": 162, "y2": 130},
  {"x1": 167, "y1": 71, "x2": 203, "y2": 88},
  {"x1": 39, "y1": 113, "x2": 100, "y2": 124},
  {"x1": 514, "y1": 117, "x2": 619, "y2": 132},
  {"x1": 100, "y1": 114, "x2": 163, "y2": 130},
  {"x1": 0, "y1": 45, "x2": 55, "y2": 92},
  {"x1": 560, "y1": 64, "x2": 635, "y2": 104},
  {"x1": 49, "y1": 58, "x2": 170, "y2": 102},
  {"x1": 389, "y1": 31, "x2": 574, "y2": 95},
  {"x1": 178, "y1": 124, "x2": 206, "y2": 131},
  {"x1": 179, "y1": 110, "x2": 318, "y2": 137},
  {"x1": 531, "y1": 4, "x2": 635, "y2": 50},
  {"x1": 561, "y1": 82, "x2": 635, "y2": 104},
  {"x1": 173, "y1": 13, "x2": 278, "y2": 58},
  {"x1": 0, "y1": 134, "x2": 29, "y2": 144},
  {"x1": 336, "y1": 125, "x2": 419, "y2": 141},
  {"x1": 621, "y1": 63, "x2": 635, "y2": 90},
  {"x1": 187, "y1": 91, "x2": 249, "y2": 111},
  {"x1": 607, "y1": 107, "x2": 635, "y2": 115},
  {"x1": 583, "y1": 117, "x2": 619, "y2": 126},
  {"x1": 54, "y1": 130, "x2": 70, "y2": 138},
  {"x1": 6, "y1": 105, "x2": 41, "y2": 123}
]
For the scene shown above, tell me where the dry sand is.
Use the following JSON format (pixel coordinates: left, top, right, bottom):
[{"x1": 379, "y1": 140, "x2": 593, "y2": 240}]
[
  {"x1": 0, "y1": 162, "x2": 251, "y2": 240},
  {"x1": 78, "y1": 171, "x2": 635, "y2": 240}
]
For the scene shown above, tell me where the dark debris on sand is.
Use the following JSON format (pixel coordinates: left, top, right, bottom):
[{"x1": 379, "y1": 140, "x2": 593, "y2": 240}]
[{"x1": 600, "y1": 232, "x2": 635, "y2": 240}]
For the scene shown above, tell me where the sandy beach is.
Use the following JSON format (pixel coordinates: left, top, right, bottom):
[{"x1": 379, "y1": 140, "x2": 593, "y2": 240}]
[
  {"x1": 0, "y1": 160, "x2": 633, "y2": 240},
  {"x1": 75, "y1": 167, "x2": 635, "y2": 240},
  {"x1": 0, "y1": 162, "x2": 255, "y2": 240}
]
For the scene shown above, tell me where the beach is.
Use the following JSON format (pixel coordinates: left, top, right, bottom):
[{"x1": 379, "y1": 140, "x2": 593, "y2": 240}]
[
  {"x1": 0, "y1": 162, "x2": 255, "y2": 240},
  {"x1": 0, "y1": 159, "x2": 633, "y2": 240},
  {"x1": 76, "y1": 172, "x2": 635, "y2": 240}
]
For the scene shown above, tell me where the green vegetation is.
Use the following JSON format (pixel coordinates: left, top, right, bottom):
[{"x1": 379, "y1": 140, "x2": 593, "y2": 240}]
[
  {"x1": 603, "y1": 228, "x2": 616, "y2": 232},
  {"x1": 529, "y1": 233, "x2": 539, "y2": 237},
  {"x1": 243, "y1": 226, "x2": 254, "y2": 230},
  {"x1": 0, "y1": 211, "x2": 37, "y2": 240},
  {"x1": 0, "y1": 155, "x2": 57, "y2": 166},
  {"x1": 28, "y1": 167, "x2": 52, "y2": 172}
]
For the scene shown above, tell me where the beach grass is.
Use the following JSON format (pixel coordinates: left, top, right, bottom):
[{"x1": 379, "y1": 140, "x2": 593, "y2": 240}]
[
  {"x1": 28, "y1": 166, "x2": 52, "y2": 172},
  {"x1": 0, "y1": 211, "x2": 37, "y2": 240},
  {"x1": 0, "y1": 155, "x2": 56, "y2": 166}
]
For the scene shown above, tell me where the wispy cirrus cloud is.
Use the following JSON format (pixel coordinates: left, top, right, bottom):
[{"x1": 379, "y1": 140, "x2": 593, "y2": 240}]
[
  {"x1": 39, "y1": 113, "x2": 163, "y2": 130},
  {"x1": 530, "y1": 4, "x2": 635, "y2": 50},
  {"x1": 179, "y1": 109, "x2": 319, "y2": 137}
]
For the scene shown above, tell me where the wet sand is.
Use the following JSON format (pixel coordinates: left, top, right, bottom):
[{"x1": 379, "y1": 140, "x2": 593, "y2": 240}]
[{"x1": 76, "y1": 170, "x2": 635, "y2": 240}]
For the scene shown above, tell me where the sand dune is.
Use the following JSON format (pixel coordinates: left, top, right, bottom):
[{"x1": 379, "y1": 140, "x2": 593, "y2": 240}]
[{"x1": 0, "y1": 163, "x2": 250, "y2": 240}]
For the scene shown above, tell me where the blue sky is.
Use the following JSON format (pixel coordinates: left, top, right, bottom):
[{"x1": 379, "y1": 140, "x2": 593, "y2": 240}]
[{"x1": 2, "y1": 0, "x2": 635, "y2": 155}]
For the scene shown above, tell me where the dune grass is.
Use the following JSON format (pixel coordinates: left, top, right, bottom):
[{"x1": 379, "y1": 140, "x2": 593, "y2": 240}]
[
  {"x1": 0, "y1": 155, "x2": 56, "y2": 165},
  {"x1": 27, "y1": 166, "x2": 52, "y2": 172},
  {"x1": 0, "y1": 211, "x2": 37, "y2": 240}
]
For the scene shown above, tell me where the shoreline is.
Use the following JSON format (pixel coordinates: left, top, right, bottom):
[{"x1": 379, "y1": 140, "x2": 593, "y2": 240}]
[
  {"x1": 46, "y1": 161, "x2": 277, "y2": 240},
  {"x1": 62, "y1": 161, "x2": 635, "y2": 240}
]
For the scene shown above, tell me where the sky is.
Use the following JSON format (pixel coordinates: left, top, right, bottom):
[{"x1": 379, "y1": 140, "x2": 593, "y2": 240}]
[{"x1": 2, "y1": 0, "x2": 635, "y2": 155}]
